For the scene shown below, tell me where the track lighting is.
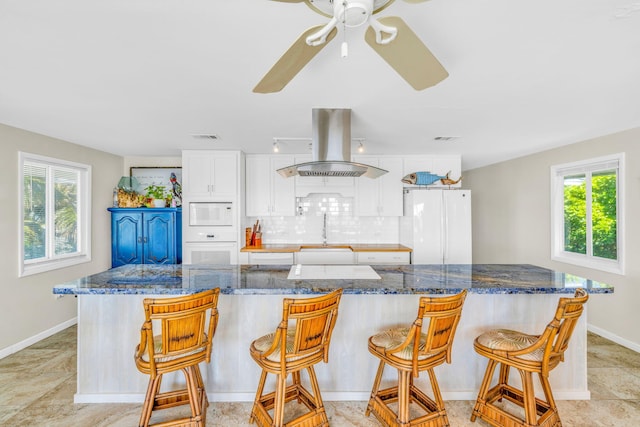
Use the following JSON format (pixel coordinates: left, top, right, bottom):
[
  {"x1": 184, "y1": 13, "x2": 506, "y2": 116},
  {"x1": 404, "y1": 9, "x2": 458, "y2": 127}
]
[
  {"x1": 273, "y1": 141, "x2": 280, "y2": 153},
  {"x1": 358, "y1": 141, "x2": 364, "y2": 153}
]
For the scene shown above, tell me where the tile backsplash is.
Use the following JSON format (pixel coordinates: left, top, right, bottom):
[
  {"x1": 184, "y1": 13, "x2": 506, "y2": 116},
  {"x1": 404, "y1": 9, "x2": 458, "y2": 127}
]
[{"x1": 246, "y1": 193, "x2": 400, "y2": 244}]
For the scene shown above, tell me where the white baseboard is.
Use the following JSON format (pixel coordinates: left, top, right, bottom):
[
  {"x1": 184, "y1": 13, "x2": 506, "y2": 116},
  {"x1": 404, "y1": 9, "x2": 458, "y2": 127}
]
[
  {"x1": 587, "y1": 323, "x2": 640, "y2": 353},
  {"x1": 73, "y1": 389, "x2": 590, "y2": 404},
  {"x1": 0, "y1": 318, "x2": 77, "y2": 360}
]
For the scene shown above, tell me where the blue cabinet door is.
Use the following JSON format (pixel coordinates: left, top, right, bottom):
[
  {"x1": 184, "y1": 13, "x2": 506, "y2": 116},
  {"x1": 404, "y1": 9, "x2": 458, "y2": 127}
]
[
  {"x1": 109, "y1": 208, "x2": 181, "y2": 267},
  {"x1": 143, "y1": 212, "x2": 175, "y2": 264},
  {"x1": 111, "y1": 211, "x2": 143, "y2": 267}
]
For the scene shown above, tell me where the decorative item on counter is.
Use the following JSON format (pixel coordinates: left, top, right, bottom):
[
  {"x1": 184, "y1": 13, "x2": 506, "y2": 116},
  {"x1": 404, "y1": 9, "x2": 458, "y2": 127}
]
[
  {"x1": 401, "y1": 171, "x2": 461, "y2": 186},
  {"x1": 145, "y1": 185, "x2": 167, "y2": 208},
  {"x1": 116, "y1": 176, "x2": 143, "y2": 207},
  {"x1": 169, "y1": 172, "x2": 182, "y2": 207},
  {"x1": 246, "y1": 227, "x2": 252, "y2": 247},
  {"x1": 247, "y1": 220, "x2": 261, "y2": 247}
]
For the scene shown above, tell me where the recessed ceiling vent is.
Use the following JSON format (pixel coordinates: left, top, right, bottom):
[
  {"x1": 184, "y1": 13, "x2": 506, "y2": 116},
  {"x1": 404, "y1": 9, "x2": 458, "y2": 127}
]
[{"x1": 277, "y1": 109, "x2": 387, "y2": 179}]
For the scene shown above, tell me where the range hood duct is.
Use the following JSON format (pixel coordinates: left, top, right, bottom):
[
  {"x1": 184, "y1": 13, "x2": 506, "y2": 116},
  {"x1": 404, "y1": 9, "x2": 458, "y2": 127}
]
[{"x1": 277, "y1": 108, "x2": 387, "y2": 178}]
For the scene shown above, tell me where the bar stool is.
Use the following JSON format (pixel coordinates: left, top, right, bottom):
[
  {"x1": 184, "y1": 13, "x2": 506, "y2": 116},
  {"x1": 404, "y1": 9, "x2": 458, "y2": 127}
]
[
  {"x1": 249, "y1": 289, "x2": 343, "y2": 427},
  {"x1": 134, "y1": 288, "x2": 220, "y2": 427},
  {"x1": 366, "y1": 290, "x2": 467, "y2": 427},
  {"x1": 471, "y1": 288, "x2": 588, "y2": 427}
]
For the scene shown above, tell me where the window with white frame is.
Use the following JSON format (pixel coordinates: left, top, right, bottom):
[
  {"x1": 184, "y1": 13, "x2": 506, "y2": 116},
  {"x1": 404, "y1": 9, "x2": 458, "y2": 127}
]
[
  {"x1": 19, "y1": 152, "x2": 91, "y2": 277},
  {"x1": 550, "y1": 153, "x2": 624, "y2": 274}
]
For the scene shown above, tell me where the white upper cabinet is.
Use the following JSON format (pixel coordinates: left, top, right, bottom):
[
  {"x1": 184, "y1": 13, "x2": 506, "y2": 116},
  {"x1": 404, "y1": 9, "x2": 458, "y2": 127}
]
[
  {"x1": 245, "y1": 155, "x2": 295, "y2": 216},
  {"x1": 182, "y1": 150, "x2": 240, "y2": 200},
  {"x1": 353, "y1": 156, "x2": 403, "y2": 216},
  {"x1": 402, "y1": 155, "x2": 462, "y2": 188},
  {"x1": 293, "y1": 155, "x2": 355, "y2": 197}
]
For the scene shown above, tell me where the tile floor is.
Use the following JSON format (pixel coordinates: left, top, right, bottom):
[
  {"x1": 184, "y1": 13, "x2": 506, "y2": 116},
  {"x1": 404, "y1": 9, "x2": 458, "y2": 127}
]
[{"x1": 0, "y1": 327, "x2": 639, "y2": 426}]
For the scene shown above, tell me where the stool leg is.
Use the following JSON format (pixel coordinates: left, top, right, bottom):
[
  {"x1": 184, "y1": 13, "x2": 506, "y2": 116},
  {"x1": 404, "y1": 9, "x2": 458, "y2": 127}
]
[
  {"x1": 540, "y1": 373, "x2": 559, "y2": 420},
  {"x1": 306, "y1": 366, "x2": 325, "y2": 413},
  {"x1": 519, "y1": 369, "x2": 537, "y2": 426},
  {"x1": 139, "y1": 374, "x2": 162, "y2": 427},
  {"x1": 471, "y1": 358, "x2": 497, "y2": 422},
  {"x1": 272, "y1": 372, "x2": 287, "y2": 427},
  {"x1": 366, "y1": 360, "x2": 386, "y2": 417},
  {"x1": 398, "y1": 369, "x2": 411, "y2": 425},
  {"x1": 427, "y1": 367, "x2": 448, "y2": 426},
  {"x1": 250, "y1": 370, "x2": 268, "y2": 424}
]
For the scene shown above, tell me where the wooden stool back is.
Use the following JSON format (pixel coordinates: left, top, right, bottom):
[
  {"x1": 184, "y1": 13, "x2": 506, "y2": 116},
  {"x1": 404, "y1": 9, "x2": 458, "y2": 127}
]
[
  {"x1": 249, "y1": 288, "x2": 343, "y2": 427},
  {"x1": 134, "y1": 289, "x2": 220, "y2": 427},
  {"x1": 471, "y1": 288, "x2": 589, "y2": 427}
]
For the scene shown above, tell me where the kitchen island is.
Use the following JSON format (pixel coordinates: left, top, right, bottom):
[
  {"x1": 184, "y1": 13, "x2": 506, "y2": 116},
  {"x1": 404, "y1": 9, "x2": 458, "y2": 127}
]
[{"x1": 54, "y1": 264, "x2": 613, "y2": 404}]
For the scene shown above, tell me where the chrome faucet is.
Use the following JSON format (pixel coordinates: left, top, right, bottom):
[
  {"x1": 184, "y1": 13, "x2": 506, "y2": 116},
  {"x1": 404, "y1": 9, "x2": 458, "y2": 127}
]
[{"x1": 322, "y1": 212, "x2": 327, "y2": 246}]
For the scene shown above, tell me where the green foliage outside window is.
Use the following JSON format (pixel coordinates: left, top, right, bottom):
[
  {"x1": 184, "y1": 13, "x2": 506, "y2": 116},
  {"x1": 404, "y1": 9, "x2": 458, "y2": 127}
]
[{"x1": 563, "y1": 171, "x2": 617, "y2": 260}]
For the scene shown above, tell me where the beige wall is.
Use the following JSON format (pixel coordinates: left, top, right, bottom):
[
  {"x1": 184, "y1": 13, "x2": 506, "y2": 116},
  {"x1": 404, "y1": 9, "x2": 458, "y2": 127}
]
[
  {"x1": 465, "y1": 127, "x2": 640, "y2": 350},
  {"x1": 0, "y1": 124, "x2": 122, "y2": 353}
]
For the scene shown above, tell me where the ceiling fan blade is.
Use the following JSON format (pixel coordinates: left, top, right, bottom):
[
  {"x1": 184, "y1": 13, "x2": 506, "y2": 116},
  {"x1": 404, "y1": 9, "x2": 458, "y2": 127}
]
[
  {"x1": 253, "y1": 25, "x2": 337, "y2": 94},
  {"x1": 365, "y1": 16, "x2": 448, "y2": 90}
]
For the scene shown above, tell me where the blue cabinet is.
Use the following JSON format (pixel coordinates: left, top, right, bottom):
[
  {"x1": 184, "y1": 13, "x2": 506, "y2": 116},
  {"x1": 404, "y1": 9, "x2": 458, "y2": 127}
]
[{"x1": 108, "y1": 208, "x2": 182, "y2": 267}]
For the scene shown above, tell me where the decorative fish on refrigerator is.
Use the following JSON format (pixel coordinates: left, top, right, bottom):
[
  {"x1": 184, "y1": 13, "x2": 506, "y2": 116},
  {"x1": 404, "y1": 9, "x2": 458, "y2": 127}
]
[{"x1": 401, "y1": 171, "x2": 448, "y2": 186}]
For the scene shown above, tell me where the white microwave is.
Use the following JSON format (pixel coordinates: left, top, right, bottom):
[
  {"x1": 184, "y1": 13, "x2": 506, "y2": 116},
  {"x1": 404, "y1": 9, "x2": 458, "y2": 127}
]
[{"x1": 189, "y1": 202, "x2": 234, "y2": 226}]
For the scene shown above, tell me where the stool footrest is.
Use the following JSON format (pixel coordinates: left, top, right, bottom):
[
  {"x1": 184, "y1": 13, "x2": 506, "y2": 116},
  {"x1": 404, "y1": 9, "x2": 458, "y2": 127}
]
[
  {"x1": 472, "y1": 384, "x2": 560, "y2": 427},
  {"x1": 368, "y1": 385, "x2": 449, "y2": 427},
  {"x1": 251, "y1": 383, "x2": 328, "y2": 427}
]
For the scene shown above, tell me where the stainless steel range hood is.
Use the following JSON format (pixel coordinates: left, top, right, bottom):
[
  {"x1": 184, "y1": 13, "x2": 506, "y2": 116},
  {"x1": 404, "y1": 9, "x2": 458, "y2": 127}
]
[{"x1": 277, "y1": 109, "x2": 388, "y2": 178}]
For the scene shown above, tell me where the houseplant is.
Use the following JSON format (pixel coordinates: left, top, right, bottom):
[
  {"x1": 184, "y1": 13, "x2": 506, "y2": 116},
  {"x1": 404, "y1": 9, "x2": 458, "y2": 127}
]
[{"x1": 145, "y1": 185, "x2": 167, "y2": 208}]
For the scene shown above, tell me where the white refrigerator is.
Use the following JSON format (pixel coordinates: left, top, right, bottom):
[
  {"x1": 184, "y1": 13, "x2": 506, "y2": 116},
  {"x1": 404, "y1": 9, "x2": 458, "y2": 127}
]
[{"x1": 401, "y1": 189, "x2": 472, "y2": 264}]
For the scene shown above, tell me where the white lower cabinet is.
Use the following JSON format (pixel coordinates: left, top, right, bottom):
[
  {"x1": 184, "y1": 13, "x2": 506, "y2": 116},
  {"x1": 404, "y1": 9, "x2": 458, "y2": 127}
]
[
  {"x1": 248, "y1": 252, "x2": 294, "y2": 265},
  {"x1": 355, "y1": 252, "x2": 411, "y2": 265},
  {"x1": 294, "y1": 250, "x2": 355, "y2": 265}
]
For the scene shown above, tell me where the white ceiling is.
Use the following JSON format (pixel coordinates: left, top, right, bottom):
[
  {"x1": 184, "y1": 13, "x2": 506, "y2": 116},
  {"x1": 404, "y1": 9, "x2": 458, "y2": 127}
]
[{"x1": 1, "y1": 0, "x2": 639, "y2": 170}]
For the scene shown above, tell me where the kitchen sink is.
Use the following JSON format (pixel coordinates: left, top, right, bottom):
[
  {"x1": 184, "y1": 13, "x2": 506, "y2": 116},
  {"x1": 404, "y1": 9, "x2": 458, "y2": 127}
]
[
  {"x1": 296, "y1": 246, "x2": 354, "y2": 264},
  {"x1": 299, "y1": 245, "x2": 352, "y2": 252}
]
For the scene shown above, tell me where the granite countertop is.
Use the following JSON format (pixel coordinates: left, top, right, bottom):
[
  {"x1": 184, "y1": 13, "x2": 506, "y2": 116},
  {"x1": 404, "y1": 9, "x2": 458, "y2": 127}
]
[
  {"x1": 53, "y1": 264, "x2": 613, "y2": 296},
  {"x1": 240, "y1": 244, "x2": 413, "y2": 252}
]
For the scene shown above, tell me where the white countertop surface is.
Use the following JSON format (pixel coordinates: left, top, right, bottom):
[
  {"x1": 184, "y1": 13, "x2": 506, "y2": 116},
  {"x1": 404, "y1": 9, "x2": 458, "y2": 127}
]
[{"x1": 287, "y1": 264, "x2": 381, "y2": 280}]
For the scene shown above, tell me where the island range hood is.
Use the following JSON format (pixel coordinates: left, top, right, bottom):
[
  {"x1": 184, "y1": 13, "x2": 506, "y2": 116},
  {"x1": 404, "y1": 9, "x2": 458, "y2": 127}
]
[{"x1": 276, "y1": 108, "x2": 388, "y2": 178}]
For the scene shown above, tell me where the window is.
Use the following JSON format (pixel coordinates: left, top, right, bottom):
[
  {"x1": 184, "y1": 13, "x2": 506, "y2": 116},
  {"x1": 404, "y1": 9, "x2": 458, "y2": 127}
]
[
  {"x1": 19, "y1": 152, "x2": 91, "y2": 276},
  {"x1": 550, "y1": 153, "x2": 624, "y2": 274}
]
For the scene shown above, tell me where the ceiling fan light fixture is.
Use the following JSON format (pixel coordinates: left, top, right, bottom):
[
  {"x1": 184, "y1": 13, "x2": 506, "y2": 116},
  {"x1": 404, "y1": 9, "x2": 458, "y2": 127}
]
[{"x1": 337, "y1": 1, "x2": 372, "y2": 27}]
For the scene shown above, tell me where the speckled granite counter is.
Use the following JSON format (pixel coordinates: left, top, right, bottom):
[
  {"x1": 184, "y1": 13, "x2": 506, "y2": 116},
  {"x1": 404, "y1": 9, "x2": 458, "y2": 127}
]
[
  {"x1": 53, "y1": 263, "x2": 613, "y2": 295},
  {"x1": 61, "y1": 264, "x2": 611, "y2": 404}
]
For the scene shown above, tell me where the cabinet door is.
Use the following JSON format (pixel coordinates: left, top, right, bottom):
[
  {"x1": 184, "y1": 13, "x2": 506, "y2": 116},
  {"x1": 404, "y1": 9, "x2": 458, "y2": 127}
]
[
  {"x1": 354, "y1": 156, "x2": 379, "y2": 216},
  {"x1": 183, "y1": 153, "x2": 213, "y2": 197},
  {"x1": 246, "y1": 156, "x2": 272, "y2": 216},
  {"x1": 378, "y1": 157, "x2": 403, "y2": 216},
  {"x1": 211, "y1": 153, "x2": 238, "y2": 198},
  {"x1": 144, "y1": 212, "x2": 176, "y2": 264},
  {"x1": 111, "y1": 212, "x2": 143, "y2": 267},
  {"x1": 270, "y1": 156, "x2": 295, "y2": 216}
]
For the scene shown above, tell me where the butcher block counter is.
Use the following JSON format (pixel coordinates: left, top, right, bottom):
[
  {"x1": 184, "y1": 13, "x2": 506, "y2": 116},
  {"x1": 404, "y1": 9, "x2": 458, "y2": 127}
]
[
  {"x1": 240, "y1": 243, "x2": 412, "y2": 252},
  {"x1": 54, "y1": 264, "x2": 612, "y2": 404}
]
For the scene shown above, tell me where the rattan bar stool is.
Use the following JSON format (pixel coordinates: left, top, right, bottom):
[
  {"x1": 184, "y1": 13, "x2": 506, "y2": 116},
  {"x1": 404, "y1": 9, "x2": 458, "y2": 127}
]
[
  {"x1": 366, "y1": 290, "x2": 467, "y2": 427},
  {"x1": 470, "y1": 288, "x2": 588, "y2": 427},
  {"x1": 249, "y1": 288, "x2": 343, "y2": 427},
  {"x1": 134, "y1": 288, "x2": 220, "y2": 427}
]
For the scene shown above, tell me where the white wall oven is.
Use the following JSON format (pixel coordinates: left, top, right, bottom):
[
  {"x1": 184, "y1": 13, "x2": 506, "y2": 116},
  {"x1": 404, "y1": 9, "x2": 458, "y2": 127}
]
[{"x1": 183, "y1": 242, "x2": 238, "y2": 265}]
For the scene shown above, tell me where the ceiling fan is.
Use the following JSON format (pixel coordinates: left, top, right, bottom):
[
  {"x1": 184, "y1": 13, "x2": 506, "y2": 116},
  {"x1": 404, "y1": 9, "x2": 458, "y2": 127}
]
[{"x1": 253, "y1": 0, "x2": 448, "y2": 93}]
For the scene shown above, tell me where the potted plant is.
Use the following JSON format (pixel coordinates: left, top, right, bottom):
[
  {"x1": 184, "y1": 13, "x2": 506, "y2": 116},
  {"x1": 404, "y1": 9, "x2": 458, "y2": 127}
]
[{"x1": 145, "y1": 185, "x2": 167, "y2": 208}]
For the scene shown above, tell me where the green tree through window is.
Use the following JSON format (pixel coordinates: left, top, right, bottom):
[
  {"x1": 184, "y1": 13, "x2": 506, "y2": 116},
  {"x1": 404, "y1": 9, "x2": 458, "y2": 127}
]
[{"x1": 552, "y1": 154, "x2": 622, "y2": 274}]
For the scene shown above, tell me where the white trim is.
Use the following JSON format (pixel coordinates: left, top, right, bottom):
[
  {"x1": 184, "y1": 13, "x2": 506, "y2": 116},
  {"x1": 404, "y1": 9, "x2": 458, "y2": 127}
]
[
  {"x1": 73, "y1": 389, "x2": 590, "y2": 404},
  {"x1": 0, "y1": 317, "x2": 77, "y2": 360},
  {"x1": 19, "y1": 151, "x2": 92, "y2": 277},
  {"x1": 588, "y1": 323, "x2": 640, "y2": 353},
  {"x1": 550, "y1": 153, "x2": 625, "y2": 275}
]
